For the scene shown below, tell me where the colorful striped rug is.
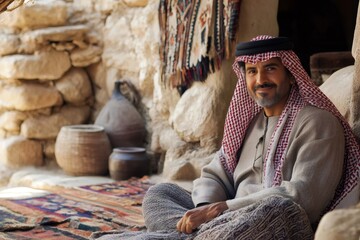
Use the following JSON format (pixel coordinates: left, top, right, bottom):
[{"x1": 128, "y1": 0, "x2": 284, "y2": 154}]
[{"x1": 0, "y1": 177, "x2": 153, "y2": 240}]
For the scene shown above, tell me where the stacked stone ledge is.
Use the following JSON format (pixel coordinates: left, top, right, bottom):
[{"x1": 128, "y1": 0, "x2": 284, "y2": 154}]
[{"x1": 0, "y1": 0, "x2": 102, "y2": 169}]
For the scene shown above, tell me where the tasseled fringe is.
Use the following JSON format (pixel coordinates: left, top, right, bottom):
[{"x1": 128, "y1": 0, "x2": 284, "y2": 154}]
[
  {"x1": 214, "y1": 0, "x2": 226, "y2": 60},
  {"x1": 228, "y1": 0, "x2": 242, "y2": 41},
  {"x1": 174, "y1": 55, "x2": 224, "y2": 95},
  {"x1": 160, "y1": 0, "x2": 242, "y2": 92}
]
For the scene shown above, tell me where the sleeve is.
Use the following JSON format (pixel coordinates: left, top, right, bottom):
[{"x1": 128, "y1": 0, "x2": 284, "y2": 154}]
[
  {"x1": 225, "y1": 108, "x2": 345, "y2": 224},
  {"x1": 191, "y1": 150, "x2": 236, "y2": 206}
]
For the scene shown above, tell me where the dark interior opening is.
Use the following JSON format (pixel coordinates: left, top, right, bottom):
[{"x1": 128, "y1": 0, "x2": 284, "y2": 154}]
[{"x1": 277, "y1": 0, "x2": 359, "y2": 75}]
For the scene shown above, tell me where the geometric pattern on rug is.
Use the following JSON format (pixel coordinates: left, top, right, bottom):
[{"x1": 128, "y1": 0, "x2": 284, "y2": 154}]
[{"x1": 0, "y1": 177, "x2": 153, "y2": 240}]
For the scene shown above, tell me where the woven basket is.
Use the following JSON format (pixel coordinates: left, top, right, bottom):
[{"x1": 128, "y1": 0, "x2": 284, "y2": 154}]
[{"x1": 55, "y1": 125, "x2": 112, "y2": 176}]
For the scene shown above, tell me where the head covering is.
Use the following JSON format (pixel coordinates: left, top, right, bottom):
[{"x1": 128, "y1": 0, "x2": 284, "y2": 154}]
[
  {"x1": 220, "y1": 35, "x2": 360, "y2": 210},
  {"x1": 235, "y1": 36, "x2": 294, "y2": 56}
]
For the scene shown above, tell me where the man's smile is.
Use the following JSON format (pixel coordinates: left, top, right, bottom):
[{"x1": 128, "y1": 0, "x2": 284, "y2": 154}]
[{"x1": 254, "y1": 83, "x2": 276, "y2": 94}]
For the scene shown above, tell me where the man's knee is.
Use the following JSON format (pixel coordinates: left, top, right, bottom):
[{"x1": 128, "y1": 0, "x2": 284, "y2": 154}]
[
  {"x1": 145, "y1": 182, "x2": 178, "y2": 197},
  {"x1": 143, "y1": 183, "x2": 179, "y2": 205}
]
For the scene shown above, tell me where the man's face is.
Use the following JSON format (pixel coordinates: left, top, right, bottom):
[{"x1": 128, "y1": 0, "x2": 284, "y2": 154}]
[{"x1": 245, "y1": 57, "x2": 293, "y2": 116}]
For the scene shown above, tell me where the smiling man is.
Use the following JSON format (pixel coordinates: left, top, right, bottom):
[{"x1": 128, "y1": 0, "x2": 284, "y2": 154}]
[
  {"x1": 244, "y1": 57, "x2": 294, "y2": 115},
  {"x1": 173, "y1": 36, "x2": 359, "y2": 239},
  {"x1": 99, "y1": 36, "x2": 360, "y2": 240}
]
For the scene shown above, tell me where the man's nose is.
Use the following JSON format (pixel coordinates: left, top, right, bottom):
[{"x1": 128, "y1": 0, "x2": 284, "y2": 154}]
[{"x1": 255, "y1": 70, "x2": 266, "y2": 84}]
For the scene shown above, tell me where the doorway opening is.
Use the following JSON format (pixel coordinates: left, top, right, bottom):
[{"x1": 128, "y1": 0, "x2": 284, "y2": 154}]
[{"x1": 277, "y1": 0, "x2": 358, "y2": 76}]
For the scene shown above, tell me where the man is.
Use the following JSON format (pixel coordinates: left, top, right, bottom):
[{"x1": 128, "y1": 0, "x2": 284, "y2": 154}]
[{"x1": 97, "y1": 36, "x2": 360, "y2": 240}]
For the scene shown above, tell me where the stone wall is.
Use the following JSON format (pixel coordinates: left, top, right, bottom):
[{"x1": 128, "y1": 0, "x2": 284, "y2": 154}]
[
  {"x1": 0, "y1": 0, "x2": 167, "y2": 174},
  {"x1": 320, "y1": 3, "x2": 360, "y2": 139},
  {"x1": 0, "y1": 0, "x2": 99, "y2": 168},
  {"x1": 0, "y1": 0, "x2": 279, "y2": 180},
  {"x1": 315, "y1": 3, "x2": 360, "y2": 239}
]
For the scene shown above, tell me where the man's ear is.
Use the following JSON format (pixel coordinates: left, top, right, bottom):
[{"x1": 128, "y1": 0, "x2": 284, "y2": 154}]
[{"x1": 287, "y1": 71, "x2": 295, "y2": 84}]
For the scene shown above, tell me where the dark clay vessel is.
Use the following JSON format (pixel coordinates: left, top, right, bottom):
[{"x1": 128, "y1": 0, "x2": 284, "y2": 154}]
[
  {"x1": 95, "y1": 80, "x2": 146, "y2": 148},
  {"x1": 109, "y1": 147, "x2": 149, "y2": 180}
]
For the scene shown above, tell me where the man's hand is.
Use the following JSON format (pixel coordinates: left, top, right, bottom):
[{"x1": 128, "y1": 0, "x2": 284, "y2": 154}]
[{"x1": 176, "y1": 201, "x2": 228, "y2": 234}]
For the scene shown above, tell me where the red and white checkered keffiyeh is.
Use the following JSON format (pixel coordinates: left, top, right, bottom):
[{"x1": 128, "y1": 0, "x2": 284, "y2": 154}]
[{"x1": 220, "y1": 35, "x2": 360, "y2": 209}]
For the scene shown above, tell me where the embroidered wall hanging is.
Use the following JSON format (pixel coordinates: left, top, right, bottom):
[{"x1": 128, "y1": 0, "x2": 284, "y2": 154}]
[{"x1": 159, "y1": 0, "x2": 242, "y2": 90}]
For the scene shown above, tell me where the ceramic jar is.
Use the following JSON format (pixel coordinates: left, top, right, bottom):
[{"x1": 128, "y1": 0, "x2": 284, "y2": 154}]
[
  {"x1": 95, "y1": 80, "x2": 146, "y2": 148},
  {"x1": 55, "y1": 124, "x2": 112, "y2": 176},
  {"x1": 109, "y1": 147, "x2": 149, "y2": 180}
]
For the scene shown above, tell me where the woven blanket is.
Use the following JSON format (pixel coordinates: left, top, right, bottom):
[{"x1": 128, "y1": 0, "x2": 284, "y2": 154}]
[
  {"x1": 0, "y1": 177, "x2": 153, "y2": 240},
  {"x1": 91, "y1": 195, "x2": 314, "y2": 240},
  {"x1": 159, "y1": 0, "x2": 242, "y2": 88}
]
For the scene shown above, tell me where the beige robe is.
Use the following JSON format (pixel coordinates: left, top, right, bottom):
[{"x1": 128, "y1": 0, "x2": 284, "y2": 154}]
[{"x1": 192, "y1": 106, "x2": 345, "y2": 225}]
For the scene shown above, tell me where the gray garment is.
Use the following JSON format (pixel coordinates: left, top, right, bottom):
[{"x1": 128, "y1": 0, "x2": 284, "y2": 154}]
[
  {"x1": 92, "y1": 183, "x2": 314, "y2": 240},
  {"x1": 143, "y1": 182, "x2": 195, "y2": 232},
  {"x1": 192, "y1": 106, "x2": 345, "y2": 225}
]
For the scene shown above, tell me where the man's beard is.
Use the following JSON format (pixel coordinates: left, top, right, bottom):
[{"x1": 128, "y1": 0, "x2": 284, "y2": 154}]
[
  {"x1": 252, "y1": 83, "x2": 281, "y2": 108},
  {"x1": 255, "y1": 93, "x2": 282, "y2": 108}
]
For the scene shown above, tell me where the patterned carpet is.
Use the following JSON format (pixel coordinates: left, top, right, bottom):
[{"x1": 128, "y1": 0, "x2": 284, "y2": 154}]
[{"x1": 0, "y1": 177, "x2": 153, "y2": 239}]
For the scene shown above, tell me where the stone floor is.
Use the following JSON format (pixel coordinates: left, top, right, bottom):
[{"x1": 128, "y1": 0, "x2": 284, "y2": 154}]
[{"x1": 0, "y1": 163, "x2": 193, "y2": 199}]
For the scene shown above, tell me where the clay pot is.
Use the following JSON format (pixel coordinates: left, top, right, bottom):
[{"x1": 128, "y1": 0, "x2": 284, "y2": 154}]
[
  {"x1": 109, "y1": 147, "x2": 149, "y2": 180},
  {"x1": 55, "y1": 125, "x2": 112, "y2": 176},
  {"x1": 95, "y1": 80, "x2": 146, "y2": 148}
]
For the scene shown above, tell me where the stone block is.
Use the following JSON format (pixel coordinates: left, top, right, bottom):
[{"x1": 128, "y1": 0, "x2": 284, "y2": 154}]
[
  {"x1": 0, "y1": 111, "x2": 27, "y2": 132},
  {"x1": 21, "y1": 25, "x2": 89, "y2": 48},
  {"x1": 315, "y1": 206, "x2": 360, "y2": 240},
  {"x1": 163, "y1": 158, "x2": 196, "y2": 180},
  {"x1": 55, "y1": 67, "x2": 93, "y2": 105},
  {"x1": 70, "y1": 45, "x2": 102, "y2": 67},
  {"x1": 0, "y1": 0, "x2": 68, "y2": 29},
  {"x1": 87, "y1": 61, "x2": 107, "y2": 89},
  {"x1": 0, "y1": 136, "x2": 43, "y2": 167},
  {"x1": 169, "y1": 81, "x2": 221, "y2": 147},
  {"x1": 0, "y1": 82, "x2": 63, "y2": 111},
  {"x1": 0, "y1": 49, "x2": 71, "y2": 80},
  {"x1": 320, "y1": 65, "x2": 354, "y2": 121},
  {"x1": 20, "y1": 105, "x2": 91, "y2": 139},
  {"x1": 0, "y1": 33, "x2": 20, "y2": 56}
]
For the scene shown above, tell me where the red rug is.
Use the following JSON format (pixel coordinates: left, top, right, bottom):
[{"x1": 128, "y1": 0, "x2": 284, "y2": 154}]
[{"x1": 0, "y1": 177, "x2": 153, "y2": 239}]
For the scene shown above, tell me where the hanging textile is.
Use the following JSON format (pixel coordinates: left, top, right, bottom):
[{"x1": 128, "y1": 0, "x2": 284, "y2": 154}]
[{"x1": 159, "y1": 0, "x2": 242, "y2": 89}]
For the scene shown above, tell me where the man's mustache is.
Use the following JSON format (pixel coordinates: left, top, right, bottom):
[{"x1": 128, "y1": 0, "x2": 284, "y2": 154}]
[{"x1": 254, "y1": 83, "x2": 276, "y2": 90}]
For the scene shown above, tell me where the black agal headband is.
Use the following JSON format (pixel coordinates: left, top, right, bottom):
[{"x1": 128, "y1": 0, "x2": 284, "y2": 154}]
[{"x1": 235, "y1": 37, "x2": 294, "y2": 56}]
